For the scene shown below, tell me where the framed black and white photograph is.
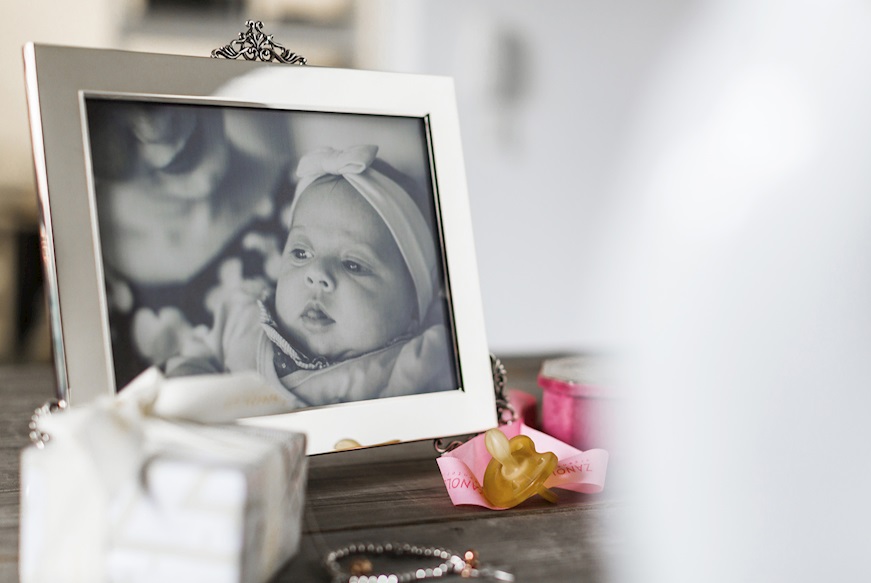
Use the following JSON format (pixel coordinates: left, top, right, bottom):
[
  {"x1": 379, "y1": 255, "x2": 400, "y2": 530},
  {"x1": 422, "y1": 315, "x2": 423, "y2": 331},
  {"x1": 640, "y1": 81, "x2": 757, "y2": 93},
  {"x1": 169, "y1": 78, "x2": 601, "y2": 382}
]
[{"x1": 24, "y1": 43, "x2": 496, "y2": 453}]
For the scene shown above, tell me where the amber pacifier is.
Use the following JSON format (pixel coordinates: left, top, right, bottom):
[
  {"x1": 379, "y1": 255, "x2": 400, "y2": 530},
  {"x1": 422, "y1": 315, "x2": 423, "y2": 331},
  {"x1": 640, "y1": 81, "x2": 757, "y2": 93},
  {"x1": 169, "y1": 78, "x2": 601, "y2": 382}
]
[{"x1": 482, "y1": 428, "x2": 559, "y2": 508}]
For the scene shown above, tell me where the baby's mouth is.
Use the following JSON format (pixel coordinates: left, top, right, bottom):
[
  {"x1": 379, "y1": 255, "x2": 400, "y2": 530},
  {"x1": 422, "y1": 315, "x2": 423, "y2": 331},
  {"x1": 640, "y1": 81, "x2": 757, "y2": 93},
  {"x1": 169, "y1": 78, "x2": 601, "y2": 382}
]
[{"x1": 300, "y1": 302, "x2": 335, "y2": 330}]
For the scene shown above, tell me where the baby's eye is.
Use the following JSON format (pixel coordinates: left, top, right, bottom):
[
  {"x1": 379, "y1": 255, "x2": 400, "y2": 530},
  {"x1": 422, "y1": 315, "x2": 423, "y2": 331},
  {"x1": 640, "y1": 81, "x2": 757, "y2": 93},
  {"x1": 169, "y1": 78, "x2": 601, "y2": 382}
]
[
  {"x1": 342, "y1": 260, "x2": 371, "y2": 275},
  {"x1": 289, "y1": 248, "x2": 312, "y2": 261}
]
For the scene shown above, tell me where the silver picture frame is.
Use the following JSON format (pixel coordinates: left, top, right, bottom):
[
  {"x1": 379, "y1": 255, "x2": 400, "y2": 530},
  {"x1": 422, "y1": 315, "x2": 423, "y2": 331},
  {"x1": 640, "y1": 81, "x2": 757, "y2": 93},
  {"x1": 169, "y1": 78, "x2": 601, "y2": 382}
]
[{"x1": 24, "y1": 43, "x2": 496, "y2": 454}]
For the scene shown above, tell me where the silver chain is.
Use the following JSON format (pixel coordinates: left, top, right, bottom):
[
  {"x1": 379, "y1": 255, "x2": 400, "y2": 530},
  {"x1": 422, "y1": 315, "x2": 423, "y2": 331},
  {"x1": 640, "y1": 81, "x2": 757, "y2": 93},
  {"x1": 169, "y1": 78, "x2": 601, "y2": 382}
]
[
  {"x1": 491, "y1": 354, "x2": 516, "y2": 426},
  {"x1": 28, "y1": 399, "x2": 67, "y2": 448},
  {"x1": 324, "y1": 542, "x2": 514, "y2": 582}
]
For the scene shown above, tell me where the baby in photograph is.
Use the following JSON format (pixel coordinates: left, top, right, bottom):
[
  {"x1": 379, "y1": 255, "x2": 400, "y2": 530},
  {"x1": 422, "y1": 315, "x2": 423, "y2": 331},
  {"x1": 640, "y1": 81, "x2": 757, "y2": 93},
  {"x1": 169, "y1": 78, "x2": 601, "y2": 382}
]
[{"x1": 163, "y1": 145, "x2": 454, "y2": 407}]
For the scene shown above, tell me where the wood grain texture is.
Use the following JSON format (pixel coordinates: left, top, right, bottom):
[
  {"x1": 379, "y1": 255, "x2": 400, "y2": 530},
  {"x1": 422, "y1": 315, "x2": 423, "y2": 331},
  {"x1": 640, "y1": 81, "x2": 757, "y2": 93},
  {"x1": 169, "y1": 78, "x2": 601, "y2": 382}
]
[
  {"x1": 0, "y1": 355, "x2": 620, "y2": 583},
  {"x1": 0, "y1": 365, "x2": 56, "y2": 583}
]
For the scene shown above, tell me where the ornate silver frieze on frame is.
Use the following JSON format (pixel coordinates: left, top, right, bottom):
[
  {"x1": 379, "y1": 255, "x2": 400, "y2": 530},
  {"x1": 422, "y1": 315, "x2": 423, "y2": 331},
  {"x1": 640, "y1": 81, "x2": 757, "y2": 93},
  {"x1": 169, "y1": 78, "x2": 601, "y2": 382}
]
[{"x1": 211, "y1": 20, "x2": 307, "y2": 64}]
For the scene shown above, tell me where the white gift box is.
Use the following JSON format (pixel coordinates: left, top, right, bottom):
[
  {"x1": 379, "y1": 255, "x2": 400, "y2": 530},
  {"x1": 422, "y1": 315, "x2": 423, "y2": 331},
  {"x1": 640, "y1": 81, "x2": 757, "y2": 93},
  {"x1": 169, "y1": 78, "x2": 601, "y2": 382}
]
[{"x1": 19, "y1": 369, "x2": 307, "y2": 583}]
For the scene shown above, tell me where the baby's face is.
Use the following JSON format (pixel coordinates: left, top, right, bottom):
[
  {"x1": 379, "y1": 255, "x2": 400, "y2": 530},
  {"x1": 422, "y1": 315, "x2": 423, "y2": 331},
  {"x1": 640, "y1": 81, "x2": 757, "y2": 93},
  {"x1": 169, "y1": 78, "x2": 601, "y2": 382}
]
[{"x1": 275, "y1": 178, "x2": 417, "y2": 361}]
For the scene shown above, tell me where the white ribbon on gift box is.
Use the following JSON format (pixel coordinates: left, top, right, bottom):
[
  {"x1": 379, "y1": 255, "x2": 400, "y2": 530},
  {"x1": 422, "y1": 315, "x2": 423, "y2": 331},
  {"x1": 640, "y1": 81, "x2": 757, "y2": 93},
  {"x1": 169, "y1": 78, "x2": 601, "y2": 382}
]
[{"x1": 21, "y1": 367, "x2": 303, "y2": 583}]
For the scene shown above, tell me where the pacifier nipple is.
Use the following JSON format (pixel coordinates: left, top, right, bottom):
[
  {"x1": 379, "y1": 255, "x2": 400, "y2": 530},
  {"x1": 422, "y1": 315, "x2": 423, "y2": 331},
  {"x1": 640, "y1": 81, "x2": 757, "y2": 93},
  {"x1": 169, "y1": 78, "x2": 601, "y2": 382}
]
[{"x1": 482, "y1": 428, "x2": 558, "y2": 508}]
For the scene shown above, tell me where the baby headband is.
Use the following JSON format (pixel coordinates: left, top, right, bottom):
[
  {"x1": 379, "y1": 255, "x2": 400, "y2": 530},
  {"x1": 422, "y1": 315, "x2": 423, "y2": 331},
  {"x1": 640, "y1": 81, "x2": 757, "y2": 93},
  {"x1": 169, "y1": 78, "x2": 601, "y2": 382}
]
[{"x1": 291, "y1": 145, "x2": 436, "y2": 318}]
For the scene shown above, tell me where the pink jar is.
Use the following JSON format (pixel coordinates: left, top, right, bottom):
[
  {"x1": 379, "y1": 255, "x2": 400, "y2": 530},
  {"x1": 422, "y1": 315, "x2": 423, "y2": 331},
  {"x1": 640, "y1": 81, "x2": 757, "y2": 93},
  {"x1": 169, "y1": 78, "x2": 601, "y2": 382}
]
[{"x1": 539, "y1": 356, "x2": 615, "y2": 452}]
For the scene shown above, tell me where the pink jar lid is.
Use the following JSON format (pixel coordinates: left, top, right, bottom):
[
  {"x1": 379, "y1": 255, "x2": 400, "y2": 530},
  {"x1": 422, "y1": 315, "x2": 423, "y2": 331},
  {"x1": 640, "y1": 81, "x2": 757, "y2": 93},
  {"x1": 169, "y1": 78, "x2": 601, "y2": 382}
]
[{"x1": 537, "y1": 356, "x2": 613, "y2": 399}]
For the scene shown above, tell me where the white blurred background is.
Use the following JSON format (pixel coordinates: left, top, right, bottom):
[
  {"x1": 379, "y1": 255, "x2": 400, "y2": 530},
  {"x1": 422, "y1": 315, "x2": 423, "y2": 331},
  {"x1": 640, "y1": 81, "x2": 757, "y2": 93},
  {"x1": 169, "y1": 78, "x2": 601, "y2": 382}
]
[{"x1": 3, "y1": 1, "x2": 871, "y2": 580}]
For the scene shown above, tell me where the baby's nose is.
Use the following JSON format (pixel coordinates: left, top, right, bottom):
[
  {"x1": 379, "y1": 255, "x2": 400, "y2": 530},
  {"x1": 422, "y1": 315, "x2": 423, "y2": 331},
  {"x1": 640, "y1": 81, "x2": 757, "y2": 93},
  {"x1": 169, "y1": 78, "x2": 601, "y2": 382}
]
[{"x1": 305, "y1": 262, "x2": 335, "y2": 291}]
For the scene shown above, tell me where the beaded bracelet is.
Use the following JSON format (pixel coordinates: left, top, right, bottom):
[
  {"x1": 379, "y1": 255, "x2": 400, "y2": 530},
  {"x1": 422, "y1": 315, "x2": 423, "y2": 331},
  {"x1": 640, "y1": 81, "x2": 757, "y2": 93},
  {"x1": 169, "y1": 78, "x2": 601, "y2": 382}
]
[{"x1": 324, "y1": 542, "x2": 514, "y2": 582}]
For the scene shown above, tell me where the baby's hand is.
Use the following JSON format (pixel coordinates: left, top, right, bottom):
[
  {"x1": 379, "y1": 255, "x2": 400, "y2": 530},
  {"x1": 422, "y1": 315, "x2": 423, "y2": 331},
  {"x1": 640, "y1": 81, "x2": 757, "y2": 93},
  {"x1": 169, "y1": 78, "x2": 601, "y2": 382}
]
[
  {"x1": 204, "y1": 258, "x2": 270, "y2": 315},
  {"x1": 132, "y1": 307, "x2": 210, "y2": 365}
]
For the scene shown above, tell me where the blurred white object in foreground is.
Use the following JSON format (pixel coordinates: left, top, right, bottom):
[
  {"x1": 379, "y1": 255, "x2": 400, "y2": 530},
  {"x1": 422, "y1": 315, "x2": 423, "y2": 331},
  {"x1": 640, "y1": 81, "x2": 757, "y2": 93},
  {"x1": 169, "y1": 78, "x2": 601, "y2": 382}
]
[
  {"x1": 597, "y1": 1, "x2": 871, "y2": 581},
  {"x1": 19, "y1": 369, "x2": 307, "y2": 583}
]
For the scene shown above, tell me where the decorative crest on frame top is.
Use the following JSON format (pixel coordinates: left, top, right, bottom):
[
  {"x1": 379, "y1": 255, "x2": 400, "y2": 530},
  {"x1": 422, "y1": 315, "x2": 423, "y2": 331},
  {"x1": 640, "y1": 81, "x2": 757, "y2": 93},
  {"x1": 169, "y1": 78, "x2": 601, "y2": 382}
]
[{"x1": 211, "y1": 20, "x2": 307, "y2": 65}]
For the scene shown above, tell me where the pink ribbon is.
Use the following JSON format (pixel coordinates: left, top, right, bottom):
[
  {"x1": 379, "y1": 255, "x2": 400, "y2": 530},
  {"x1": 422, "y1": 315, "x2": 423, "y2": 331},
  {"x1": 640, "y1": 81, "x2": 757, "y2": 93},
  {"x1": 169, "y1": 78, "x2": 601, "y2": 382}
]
[{"x1": 436, "y1": 421, "x2": 609, "y2": 510}]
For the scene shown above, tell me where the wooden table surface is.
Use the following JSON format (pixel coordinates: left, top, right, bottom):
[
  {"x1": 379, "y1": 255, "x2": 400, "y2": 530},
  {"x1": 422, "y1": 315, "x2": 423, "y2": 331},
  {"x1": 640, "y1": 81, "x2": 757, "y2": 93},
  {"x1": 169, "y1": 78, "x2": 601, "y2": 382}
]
[{"x1": 0, "y1": 357, "x2": 621, "y2": 582}]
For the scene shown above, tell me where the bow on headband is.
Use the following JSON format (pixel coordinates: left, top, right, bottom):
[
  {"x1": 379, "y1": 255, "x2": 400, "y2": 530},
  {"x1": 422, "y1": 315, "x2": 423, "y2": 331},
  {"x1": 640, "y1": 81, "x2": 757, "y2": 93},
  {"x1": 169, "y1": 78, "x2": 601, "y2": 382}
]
[
  {"x1": 295, "y1": 144, "x2": 378, "y2": 188},
  {"x1": 289, "y1": 145, "x2": 437, "y2": 320}
]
